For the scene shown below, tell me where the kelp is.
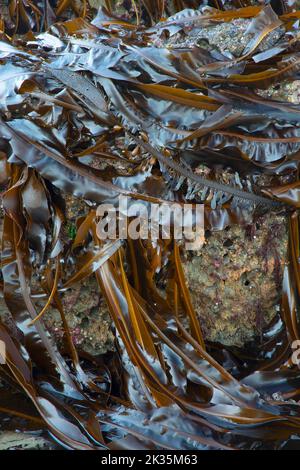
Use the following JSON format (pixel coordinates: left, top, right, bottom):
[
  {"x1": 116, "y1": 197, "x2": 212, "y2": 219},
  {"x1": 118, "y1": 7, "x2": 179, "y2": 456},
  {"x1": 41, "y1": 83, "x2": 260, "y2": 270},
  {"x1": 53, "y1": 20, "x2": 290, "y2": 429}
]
[
  {"x1": 1, "y1": 0, "x2": 90, "y2": 34},
  {"x1": 0, "y1": 0, "x2": 300, "y2": 451}
]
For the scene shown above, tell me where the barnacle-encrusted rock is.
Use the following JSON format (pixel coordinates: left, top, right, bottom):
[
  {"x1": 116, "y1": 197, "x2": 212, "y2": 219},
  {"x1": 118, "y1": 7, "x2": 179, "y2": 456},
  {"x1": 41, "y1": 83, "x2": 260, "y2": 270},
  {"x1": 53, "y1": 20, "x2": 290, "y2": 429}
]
[
  {"x1": 44, "y1": 194, "x2": 114, "y2": 356},
  {"x1": 258, "y1": 80, "x2": 300, "y2": 103},
  {"x1": 183, "y1": 212, "x2": 288, "y2": 347},
  {"x1": 155, "y1": 16, "x2": 284, "y2": 57},
  {"x1": 44, "y1": 276, "x2": 114, "y2": 356},
  {"x1": 0, "y1": 431, "x2": 55, "y2": 450},
  {"x1": 0, "y1": 195, "x2": 114, "y2": 357}
]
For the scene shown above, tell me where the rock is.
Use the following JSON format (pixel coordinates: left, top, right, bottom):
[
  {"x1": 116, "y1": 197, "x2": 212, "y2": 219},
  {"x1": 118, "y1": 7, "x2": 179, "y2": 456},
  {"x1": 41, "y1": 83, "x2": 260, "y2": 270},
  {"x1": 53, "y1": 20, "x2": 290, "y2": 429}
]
[
  {"x1": 0, "y1": 431, "x2": 54, "y2": 450},
  {"x1": 258, "y1": 80, "x2": 300, "y2": 103},
  {"x1": 44, "y1": 277, "x2": 114, "y2": 356},
  {"x1": 155, "y1": 16, "x2": 284, "y2": 58},
  {"x1": 183, "y1": 212, "x2": 287, "y2": 347},
  {"x1": 88, "y1": 0, "x2": 106, "y2": 8},
  {"x1": 0, "y1": 193, "x2": 114, "y2": 357}
]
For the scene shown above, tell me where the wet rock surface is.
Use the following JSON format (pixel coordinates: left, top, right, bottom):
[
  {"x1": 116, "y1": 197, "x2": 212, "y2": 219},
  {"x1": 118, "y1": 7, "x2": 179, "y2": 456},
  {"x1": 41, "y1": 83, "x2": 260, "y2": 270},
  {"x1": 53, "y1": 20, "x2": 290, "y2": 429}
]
[
  {"x1": 183, "y1": 212, "x2": 288, "y2": 347},
  {"x1": 155, "y1": 17, "x2": 284, "y2": 57},
  {"x1": 258, "y1": 80, "x2": 300, "y2": 103},
  {"x1": 43, "y1": 194, "x2": 115, "y2": 356},
  {"x1": 0, "y1": 431, "x2": 55, "y2": 450},
  {"x1": 44, "y1": 276, "x2": 114, "y2": 356},
  {"x1": 0, "y1": 193, "x2": 114, "y2": 357}
]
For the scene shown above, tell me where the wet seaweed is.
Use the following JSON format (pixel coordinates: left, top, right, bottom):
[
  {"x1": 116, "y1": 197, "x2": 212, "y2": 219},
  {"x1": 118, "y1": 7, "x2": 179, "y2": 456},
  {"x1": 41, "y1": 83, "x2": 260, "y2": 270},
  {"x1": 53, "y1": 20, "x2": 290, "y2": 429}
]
[{"x1": 0, "y1": 0, "x2": 300, "y2": 450}]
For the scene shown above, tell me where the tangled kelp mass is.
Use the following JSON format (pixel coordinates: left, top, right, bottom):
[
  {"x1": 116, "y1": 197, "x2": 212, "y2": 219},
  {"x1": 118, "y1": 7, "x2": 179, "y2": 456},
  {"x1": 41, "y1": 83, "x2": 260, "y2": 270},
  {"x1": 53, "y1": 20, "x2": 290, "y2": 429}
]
[{"x1": 1, "y1": 0, "x2": 300, "y2": 450}]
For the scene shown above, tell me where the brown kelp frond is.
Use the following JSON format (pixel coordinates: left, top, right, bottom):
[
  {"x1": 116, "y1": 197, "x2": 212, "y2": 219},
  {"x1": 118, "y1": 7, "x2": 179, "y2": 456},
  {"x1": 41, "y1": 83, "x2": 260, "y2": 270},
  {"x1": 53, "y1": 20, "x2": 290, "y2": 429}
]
[{"x1": 0, "y1": 0, "x2": 300, "y2": 450}]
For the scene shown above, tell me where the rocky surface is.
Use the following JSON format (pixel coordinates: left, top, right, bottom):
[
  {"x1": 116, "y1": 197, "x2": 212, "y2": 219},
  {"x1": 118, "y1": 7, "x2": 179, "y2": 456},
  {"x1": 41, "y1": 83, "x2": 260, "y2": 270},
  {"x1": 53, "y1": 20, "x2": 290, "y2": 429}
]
[
  {"x1": 44, "y1": 276, "x2": 114, "y2": 356},
  {"x1": 258, "y1": 80, "x2": 300, "y2": 103},
  {"x1": 0, "y1": 193, "x2": 114, "y2": 357},
  {"x1": 183, "y1": 212, "x2": 287, "y2": 347},
  {"x1": 46, "y1": 194, "x2": 115, "y2": 356},
  {"x1": 88, "y1": 0, "x2": 105, "y2": 7},
  {"x1": 154, "y1": 17, "x2": 284, "y2": 58},
  {"x1": 0, "y1": 431, "x2": 55, "y2": 450}
]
